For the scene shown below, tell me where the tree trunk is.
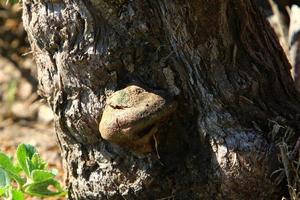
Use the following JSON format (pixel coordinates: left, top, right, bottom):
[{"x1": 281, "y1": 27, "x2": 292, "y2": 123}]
[
  {"x1": 22, "y1": 0, "x2": 300, "y2": 199},
  {"x1": 289, "y1": 4, "x2": 300, "y2": 92}
]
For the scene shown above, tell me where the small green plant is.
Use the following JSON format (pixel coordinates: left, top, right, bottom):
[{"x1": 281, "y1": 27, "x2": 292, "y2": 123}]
[{"x1": 0, "y1": 144, "x2": 66, "y2": 200}]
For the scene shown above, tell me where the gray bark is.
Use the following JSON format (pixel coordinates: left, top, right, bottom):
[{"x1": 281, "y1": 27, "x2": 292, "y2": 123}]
[{"x1": 22, "y1": 0, "x2": 300, "y2": 199}]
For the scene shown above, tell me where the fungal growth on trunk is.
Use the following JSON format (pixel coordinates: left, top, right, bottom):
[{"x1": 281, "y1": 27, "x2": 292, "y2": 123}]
[{"x1": 99, "y1": 85, "x2": 176, "y2": 154}]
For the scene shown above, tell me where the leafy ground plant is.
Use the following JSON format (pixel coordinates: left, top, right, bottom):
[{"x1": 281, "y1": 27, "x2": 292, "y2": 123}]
[{"x1": 0, "y1": 144, "x2": 66, "y2": 200}]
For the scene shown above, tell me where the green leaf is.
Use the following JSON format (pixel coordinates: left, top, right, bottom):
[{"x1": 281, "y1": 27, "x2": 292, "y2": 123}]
[
  {"x1": 11, "y1": 189, "x2": 24, "y2": 200},
  {"x1": 31, "y1": 153, "x2": 46, "y2": 171},
  {"x1": 0, "y1": 153, "x2": 24, "y2": 185},
  {"x1": 0, "y1": 144, "x2": 66, "y2": 199},
  {"x1": 31, "y1": 170, "x2": 55, "y2": 182},
  {"x1": 25, "y1": 179, "x2": 66, "y2": 197},
  {"x1": 13, "y1": 163, "x2": 23, "y2": 174},
  {"x1": 0, "y1": 188, "x2": 4, "y2": 196},
  {"x1": 0, "y1": 168, "x2": 10, "y2": 187},
  {"x1": 0, "y1": 153, "x2": 15, "y2": 173},
  {"x1": 16, "y1": 144, "x2": 38, "y2": 176},
  {"x1": 0, "y1": 186, "x2": 8, "y2": 197}
]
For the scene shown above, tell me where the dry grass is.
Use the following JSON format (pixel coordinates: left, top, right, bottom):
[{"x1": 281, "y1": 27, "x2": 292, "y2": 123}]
[{"x1": 269, "y1": 120, "x2": 300, "y2": 200}]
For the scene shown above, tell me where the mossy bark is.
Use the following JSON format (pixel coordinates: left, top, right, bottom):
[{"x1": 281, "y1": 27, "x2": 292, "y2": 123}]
[{"x1": 23, "y1": 0, "x2": 300, "y2": 199}]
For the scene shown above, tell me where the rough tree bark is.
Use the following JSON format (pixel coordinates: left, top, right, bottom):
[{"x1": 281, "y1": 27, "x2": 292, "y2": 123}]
[{"x1": 22, "y1": 0, "x2": 300, "y2": 199}]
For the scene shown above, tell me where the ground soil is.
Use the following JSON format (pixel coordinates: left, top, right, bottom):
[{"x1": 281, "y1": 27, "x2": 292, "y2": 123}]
[{"x1": 0, "y1": 2, "x2": 65, "y2": 199}]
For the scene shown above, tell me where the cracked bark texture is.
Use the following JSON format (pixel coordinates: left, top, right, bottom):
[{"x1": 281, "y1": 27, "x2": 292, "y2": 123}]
[{"x1": 22, "y1": 0, "x2": 300, "y2": 199}]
